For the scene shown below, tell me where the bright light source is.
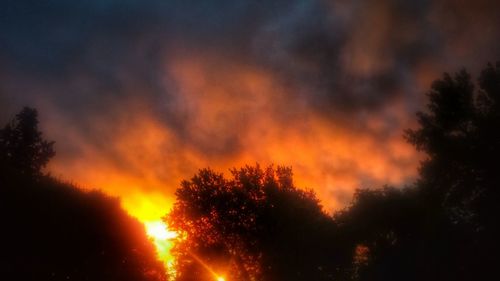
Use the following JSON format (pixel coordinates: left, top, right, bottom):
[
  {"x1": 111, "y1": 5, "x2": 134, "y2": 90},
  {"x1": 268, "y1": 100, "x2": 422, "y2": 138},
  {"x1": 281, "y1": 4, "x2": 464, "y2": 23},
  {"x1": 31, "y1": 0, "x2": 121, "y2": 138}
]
[
  {"x1": 145, "y1": 220, "x2": 178, "y2": 240},
  {"x1": 216, "y1": 277, "x2": 225, "y2": 281}
]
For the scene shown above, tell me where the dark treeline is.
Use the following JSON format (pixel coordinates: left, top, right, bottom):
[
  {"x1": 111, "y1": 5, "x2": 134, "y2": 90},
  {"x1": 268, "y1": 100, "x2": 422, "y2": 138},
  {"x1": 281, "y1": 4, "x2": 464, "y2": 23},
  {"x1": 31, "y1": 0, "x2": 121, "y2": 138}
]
[
  {"x1": 1, "y1": 62, "x2": 499, "y2": 281},
  {"x1": 0, "y1": 108, "x2": 167, "y2": 280},
  {"x1": 166, "y1": 63, "x2": 500, "y2": 281}
]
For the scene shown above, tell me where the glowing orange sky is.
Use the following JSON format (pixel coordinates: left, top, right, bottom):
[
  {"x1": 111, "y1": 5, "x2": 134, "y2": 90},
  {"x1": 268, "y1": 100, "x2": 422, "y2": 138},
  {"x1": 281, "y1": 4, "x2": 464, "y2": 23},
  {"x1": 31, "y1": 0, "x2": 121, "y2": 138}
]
[
  {"x1": 47, "y1": 54, "x2": 420, "y2": 225},
  {"x1": 1, "y1": 1, "x2": 500, "y2": 279},
  {"x1": 44, "y1": 55, "x2": 420, "y2": 276}
]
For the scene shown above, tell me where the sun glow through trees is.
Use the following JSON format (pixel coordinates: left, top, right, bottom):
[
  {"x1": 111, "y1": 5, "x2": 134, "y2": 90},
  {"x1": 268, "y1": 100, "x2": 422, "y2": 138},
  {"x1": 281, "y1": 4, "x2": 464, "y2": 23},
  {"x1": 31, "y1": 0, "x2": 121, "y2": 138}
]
[
  {"x1": 144, "y1": 219, "x2": 227, "y2": 280},
  {"x1": 145, "y1": 220, "x2": 178, "y2": 278},
  {"x1": 146, "y1": 221, "x2": 178, "y2": 240}
]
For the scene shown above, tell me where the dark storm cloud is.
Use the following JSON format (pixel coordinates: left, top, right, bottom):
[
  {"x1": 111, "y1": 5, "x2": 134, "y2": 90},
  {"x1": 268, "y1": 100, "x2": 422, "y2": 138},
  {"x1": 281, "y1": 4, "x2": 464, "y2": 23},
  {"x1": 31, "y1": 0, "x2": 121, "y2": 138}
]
[
  {"x1": 2, "y1": 0, "x2": 499, "y2": 110},
  {"x1": 0, "y1": 0, "x2": 288, "y2": 73},
  {"x1": 1, "y1": 0, "x2": 500, "y2": 208},
  {"x1": 0, "y1": 0, "x2": 286, "y2": 113},
  {"x1": 0, "y1": 0, "x2": 304, "y2": 159},
  {"x1": 1, "y1": 1, "x2": 161, "y2": 72},
  {"x1": 252, "y1": 0, "x2": 438, "y2": 116},
  {"x1": 1, "y1": 1, "x2": 497, "y2": 116}
]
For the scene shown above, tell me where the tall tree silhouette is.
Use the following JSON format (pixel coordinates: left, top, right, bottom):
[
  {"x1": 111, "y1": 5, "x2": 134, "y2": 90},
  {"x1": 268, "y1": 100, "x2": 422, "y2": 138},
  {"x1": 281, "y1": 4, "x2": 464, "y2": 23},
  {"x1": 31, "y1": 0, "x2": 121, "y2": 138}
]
[
  {"x1": 341, "y1": 62, "x2": 500, "y2": 281},
  {"x1": 0, "y1": 107, "x2": 55, "y2": 177},
  {"x1": 405, "y1": 64, "x2": 500, "y2": 228},
  {"x1": 404, "y1": 62, "x2": 500, "y2": 280}
]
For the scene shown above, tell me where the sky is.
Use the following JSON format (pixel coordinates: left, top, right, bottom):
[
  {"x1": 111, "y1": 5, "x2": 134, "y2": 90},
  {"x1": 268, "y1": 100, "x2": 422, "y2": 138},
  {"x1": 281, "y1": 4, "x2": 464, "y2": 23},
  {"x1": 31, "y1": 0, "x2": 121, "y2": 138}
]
[{"x1": 1, "y1": 0, "x2": 499, "y2": 221}]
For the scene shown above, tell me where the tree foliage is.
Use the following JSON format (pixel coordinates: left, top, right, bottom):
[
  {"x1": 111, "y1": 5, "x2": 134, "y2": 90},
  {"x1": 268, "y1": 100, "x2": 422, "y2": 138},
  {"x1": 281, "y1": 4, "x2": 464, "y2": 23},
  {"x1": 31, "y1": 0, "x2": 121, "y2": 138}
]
[
  {"x1": 167, "y1": 165, "x2": 347, "y2": 281},
  {"x1": 0, "y1": 107, "x2": 55, "y2": 177},
  {"x1": 405, "y1": 63, "x2": 500, "y2": 226},
  {"x1": 344, "y1": 62, "x2": 500, "y2": 281}
]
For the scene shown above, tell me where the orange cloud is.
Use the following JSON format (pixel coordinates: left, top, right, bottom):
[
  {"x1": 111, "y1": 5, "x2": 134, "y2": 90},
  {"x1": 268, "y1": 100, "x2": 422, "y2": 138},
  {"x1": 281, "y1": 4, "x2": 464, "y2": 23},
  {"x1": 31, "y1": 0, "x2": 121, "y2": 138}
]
[{"x1": 47, "y1": 53, "x2": 419, "y2": 219}]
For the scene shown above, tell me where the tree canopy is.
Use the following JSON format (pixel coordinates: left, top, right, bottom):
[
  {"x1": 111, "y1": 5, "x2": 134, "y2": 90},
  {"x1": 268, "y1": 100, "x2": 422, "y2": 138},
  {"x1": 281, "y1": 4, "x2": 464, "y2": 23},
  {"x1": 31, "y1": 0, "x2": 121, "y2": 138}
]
[
  {"x1": 0, "y1": 107, "x2": 55, "y2": 177},
  {"x1": 167, "y1": 165, "x2": 349, "y2": 281}
]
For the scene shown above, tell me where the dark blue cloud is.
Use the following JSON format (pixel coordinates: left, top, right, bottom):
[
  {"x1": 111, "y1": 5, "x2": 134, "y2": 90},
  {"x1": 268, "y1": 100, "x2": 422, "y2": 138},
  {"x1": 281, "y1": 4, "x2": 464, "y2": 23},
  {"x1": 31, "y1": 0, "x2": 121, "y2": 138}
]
[
  {"x1": 0, "y1": 0, "x2": 295, "y2": 73},
  {"x1": 1, "y1": 0, "x2": 500, "y2": 155}
]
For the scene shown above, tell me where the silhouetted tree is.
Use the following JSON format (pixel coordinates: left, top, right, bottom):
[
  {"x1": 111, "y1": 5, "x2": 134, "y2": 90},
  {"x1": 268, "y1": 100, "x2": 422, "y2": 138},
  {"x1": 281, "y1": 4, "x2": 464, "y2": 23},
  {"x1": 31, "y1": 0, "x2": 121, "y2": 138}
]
[
  {"x1": 335, "y1": 186, "x2": 453, "y2": 281},
  {"x1": 167, "y1": 165, "x2": 350, "y2": 281},
  {"x1": 405, "y1": 63, "x2": 500, "y2": 222},
  {"x1": 341, "y1": 62, "x2": 500, "y2": 281},
  {"x1": 0, "y1": 107, "x2": 55, "y2": 177},
  {"x1": 403, "y1": 62, "x2": 500, "y2": 280}
]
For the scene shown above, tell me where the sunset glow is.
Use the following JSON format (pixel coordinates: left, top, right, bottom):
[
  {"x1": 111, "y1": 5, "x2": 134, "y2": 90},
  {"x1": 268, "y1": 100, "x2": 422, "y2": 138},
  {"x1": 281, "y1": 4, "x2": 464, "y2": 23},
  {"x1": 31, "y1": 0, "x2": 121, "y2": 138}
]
[
  {"x1": 41, "y1": 56, "x2": 421, "y2": 274},
  {"x1": 38, "y1": 54, "x2": 422, "y2": 279},
  {"x1": 145, "y1": 221, "x2": 178, "y2": 241},
  {"x1": 2, "y1": 0, "x2": 499, "y2": 280},
  {"x1": 46, "y1": 56, "x2": 419, "y2": 217},
  {"x1": 145, "y1": 220, "x2": 178, "y2": 277}
]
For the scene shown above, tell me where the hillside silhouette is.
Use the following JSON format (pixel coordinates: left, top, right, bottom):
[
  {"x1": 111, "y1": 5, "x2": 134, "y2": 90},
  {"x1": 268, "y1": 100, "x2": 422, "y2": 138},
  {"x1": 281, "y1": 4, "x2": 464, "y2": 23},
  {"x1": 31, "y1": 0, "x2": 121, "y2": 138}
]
[{"x1": 0, "y1": 108, "x2": 167, "y2": 281}]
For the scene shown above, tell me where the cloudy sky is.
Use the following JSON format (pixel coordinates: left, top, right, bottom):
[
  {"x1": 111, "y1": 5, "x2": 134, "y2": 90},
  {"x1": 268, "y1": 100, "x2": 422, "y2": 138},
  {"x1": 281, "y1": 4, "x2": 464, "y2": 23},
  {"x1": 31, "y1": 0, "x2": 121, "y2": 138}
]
[{"x1": 1, "y1": 0, "x2": 499, "y2": 220}]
